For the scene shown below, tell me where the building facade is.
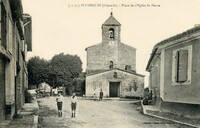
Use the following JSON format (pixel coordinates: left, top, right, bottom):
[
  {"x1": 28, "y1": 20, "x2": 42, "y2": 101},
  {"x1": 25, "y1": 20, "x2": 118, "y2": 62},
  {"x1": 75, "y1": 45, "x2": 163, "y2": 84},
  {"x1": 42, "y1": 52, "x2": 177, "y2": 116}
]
[
  {"x1": 85, "y1": 13, "x2": 144, "y2": 98},
  {"x1": 0, "y1": 0, "x2": 32, "y2": 122},
  {"x1": 146, "y1": 25, "x2": 200, "y2": 117}
]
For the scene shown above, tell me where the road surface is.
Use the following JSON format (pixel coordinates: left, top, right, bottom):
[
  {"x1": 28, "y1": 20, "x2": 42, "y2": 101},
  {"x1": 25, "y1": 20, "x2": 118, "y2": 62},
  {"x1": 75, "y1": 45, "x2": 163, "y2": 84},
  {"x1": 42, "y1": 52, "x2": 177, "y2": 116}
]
[{"x1": 37, "y1": 97, "x2": 190, "y2": 128}]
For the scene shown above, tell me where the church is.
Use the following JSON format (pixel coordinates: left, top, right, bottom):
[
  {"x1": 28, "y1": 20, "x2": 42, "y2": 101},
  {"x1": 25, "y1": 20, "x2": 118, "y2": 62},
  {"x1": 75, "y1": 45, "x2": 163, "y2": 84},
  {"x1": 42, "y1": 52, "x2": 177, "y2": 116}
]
[{"x1": 85, "y1": 12, "x2": 144, "y2": 98}]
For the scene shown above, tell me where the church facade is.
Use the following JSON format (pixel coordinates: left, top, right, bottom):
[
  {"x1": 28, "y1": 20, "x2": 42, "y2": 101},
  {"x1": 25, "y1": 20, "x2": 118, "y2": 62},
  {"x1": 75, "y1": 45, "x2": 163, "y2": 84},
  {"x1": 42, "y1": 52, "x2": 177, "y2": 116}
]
[{"x1": 85, "y1": 13, "x2": 144, "y2": 98}]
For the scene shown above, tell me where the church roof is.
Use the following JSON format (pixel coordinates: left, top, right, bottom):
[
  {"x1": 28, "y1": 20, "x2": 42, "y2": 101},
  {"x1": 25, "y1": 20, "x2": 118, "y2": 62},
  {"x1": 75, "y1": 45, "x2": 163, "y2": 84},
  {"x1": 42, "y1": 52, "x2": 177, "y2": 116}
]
[
  {"x1": 86, "y1": 68, "x2": 145, "y2": 77},
  {"x1": 85, "y1": 41, "x2": 136, "y2": 51},
  {"x1": 102, "y1": 12, "x2": 121, "y2": 26}
]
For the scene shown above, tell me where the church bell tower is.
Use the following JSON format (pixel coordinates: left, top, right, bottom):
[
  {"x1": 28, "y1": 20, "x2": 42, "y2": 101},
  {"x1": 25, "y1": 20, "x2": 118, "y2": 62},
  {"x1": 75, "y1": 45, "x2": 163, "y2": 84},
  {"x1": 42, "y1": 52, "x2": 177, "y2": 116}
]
[{"x1": 102, "y1": 12, "x2": 121, "y2": 42}]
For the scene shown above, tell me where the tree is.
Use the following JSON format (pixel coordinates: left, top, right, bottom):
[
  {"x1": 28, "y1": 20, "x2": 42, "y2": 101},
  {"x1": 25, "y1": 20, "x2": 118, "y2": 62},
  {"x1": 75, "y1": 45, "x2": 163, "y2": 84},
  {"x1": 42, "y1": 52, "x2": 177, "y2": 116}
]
[
  {"x1": 27, "y1": 53, "x2": 83, "y2": 94},
  {"x1": 70, "y1": 77, "x2": 85, "y2": 96},
  {"x1": 49, "y1": 53, "x2": 83, "y2": 93},
  {"x1": 27, "y1": 56, "x2": 50, "y2": 88}
]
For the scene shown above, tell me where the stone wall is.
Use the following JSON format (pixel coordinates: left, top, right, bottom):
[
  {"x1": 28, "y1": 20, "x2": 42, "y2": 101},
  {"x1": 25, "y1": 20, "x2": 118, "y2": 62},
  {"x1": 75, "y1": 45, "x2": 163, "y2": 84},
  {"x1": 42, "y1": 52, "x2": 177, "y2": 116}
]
[
  {"x1": 86, "y1": 69, "x2": 144, "y2": 98},
  {"x1": 160, "y1": 99, "x2": 200, "y2": 118},
  {"x1": 163, "y1": 38, "x2": 200, "y2": 104},
  {"x1": 86, "y1": 42, "x2": 136, "y2": 73},
  {"x1": 0, "y1": 0, "x2": 31, "y2": 120}
]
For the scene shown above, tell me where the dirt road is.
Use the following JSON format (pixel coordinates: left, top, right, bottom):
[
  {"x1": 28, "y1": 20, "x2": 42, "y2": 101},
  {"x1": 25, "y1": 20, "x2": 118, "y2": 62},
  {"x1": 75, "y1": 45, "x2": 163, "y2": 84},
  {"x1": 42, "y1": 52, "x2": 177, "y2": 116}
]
[{"x1": 37, "y1": 97, "x2": 189, "y2": 128}]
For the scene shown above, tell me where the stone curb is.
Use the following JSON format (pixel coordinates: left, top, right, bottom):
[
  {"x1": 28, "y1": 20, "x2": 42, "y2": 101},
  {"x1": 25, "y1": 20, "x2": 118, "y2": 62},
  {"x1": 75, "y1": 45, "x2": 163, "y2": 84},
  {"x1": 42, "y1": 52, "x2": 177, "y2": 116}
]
[
  {"x1": 144, "y1": 111, "x2": 199, "y2": 128},
  {"x1": 141, "y1": 102, "x2": 199, "y2": 128}
]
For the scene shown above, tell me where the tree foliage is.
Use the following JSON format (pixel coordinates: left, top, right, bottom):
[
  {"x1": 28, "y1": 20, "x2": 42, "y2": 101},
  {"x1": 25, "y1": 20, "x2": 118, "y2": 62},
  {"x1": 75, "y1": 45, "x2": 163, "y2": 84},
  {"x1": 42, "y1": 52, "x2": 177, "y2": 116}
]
[
  {"x1": 49, "y1": 53, "x2": 82, "y2": 87},
  {"x1": 27, "y1": 53, "x2": 83, "y2": 93},
  {"x1": 27, "y1": 56, "x2": 50, "y2": 87}
]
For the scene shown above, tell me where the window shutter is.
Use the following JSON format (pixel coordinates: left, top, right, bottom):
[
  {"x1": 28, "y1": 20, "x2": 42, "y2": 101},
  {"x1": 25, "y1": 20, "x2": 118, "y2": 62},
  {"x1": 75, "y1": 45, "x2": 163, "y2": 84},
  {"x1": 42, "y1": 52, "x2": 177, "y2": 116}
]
[{"x1": 176, "y1": 50, "x2": 188, "y2": 82}]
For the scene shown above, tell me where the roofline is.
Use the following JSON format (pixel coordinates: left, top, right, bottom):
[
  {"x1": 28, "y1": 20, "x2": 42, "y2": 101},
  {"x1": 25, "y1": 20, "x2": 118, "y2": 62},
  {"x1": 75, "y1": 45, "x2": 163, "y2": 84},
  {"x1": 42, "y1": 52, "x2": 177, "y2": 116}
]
[
  {"x1": 102, "y1": 14, "x2": 121, "y2": 26},
  {"x1": 154, "y1": 25, "x2": 200, "y2": 48},
  {"x1": 146, "y1": 47, "x2": 158, "y2": 71},
  {"x1": 85, "y1": 42, "x2": 102, "y2": 51},
  {"x1": 86, "y1": 68, "x2": 145, "y2": 77},
  {"x1": 146, "y1": 25, "x2": 200, "y2": 71},
  {"x1": 85, "y1": 41, "x2": 137, "y2": 51}
]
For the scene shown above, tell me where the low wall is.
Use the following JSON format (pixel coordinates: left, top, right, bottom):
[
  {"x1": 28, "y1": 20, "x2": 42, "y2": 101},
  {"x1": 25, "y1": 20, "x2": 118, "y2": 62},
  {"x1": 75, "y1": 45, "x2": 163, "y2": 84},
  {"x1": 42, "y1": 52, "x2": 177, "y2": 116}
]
[{"x1": 160, "y1": 99, "x2": 200, "y2": 118}]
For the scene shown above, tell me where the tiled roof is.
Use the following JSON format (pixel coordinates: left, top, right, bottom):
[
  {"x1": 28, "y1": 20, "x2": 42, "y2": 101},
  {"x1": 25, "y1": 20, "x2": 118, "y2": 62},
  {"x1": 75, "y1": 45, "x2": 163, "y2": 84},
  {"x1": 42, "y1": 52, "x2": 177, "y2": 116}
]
[
  {"x1": 103, "y1": 13, "x2": 121, "y2": 26},
  {"x1": 154, "y1": 25, "x2": 200, "y2": 48}
]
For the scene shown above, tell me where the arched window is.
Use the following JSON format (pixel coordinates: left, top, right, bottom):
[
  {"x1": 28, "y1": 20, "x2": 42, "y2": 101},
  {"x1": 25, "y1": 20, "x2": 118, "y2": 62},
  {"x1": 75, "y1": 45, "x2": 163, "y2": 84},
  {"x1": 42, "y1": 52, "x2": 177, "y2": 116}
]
[
  {"x1": 113, "y1": 72, "x2": 117, "y2": 78},
  {"x1": 109, "y1": 28, "x2": 114, "y2": 39},
  {"x1": 109, "y1": 61, "x2": 113, "y2": 69}
]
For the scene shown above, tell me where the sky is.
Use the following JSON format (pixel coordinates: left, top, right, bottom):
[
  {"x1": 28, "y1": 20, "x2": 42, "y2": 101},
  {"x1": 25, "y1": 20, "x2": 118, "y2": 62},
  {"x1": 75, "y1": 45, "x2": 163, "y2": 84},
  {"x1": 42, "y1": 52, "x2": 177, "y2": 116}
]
[{"x1": 22, "y1": 0, "x2": 200, "y2": 86}]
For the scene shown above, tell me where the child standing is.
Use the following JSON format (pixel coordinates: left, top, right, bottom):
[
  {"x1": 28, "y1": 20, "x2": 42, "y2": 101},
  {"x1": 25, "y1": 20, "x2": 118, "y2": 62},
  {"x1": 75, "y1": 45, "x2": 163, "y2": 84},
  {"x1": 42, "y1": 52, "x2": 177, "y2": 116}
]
[
  {"x1": 71, "y1": 93, "x2": 77, "y2": 118},
  {"x1": 56, "y1": 92, "x2": 63, "y2": 117}
]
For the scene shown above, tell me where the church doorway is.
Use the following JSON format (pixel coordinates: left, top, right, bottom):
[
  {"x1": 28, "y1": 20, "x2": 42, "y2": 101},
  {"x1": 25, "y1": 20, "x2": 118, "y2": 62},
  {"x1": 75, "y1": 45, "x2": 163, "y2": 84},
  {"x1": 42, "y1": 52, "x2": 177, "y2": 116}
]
[{"x1": 109, "y1": 82, "x2": 120, "y2": 97}]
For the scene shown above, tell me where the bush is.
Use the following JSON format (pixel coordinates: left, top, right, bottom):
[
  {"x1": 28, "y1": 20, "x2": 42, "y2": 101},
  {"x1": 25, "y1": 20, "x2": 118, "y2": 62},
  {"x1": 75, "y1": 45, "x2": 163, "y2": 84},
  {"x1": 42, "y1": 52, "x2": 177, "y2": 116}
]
[{"x1": 25, "y1": 89, "x2": 34, "y2": 103}]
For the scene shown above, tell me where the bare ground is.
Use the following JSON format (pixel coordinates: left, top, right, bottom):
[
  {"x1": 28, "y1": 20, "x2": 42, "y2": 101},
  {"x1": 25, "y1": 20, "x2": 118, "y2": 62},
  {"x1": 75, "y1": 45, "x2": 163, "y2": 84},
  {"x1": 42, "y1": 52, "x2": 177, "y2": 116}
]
[{"x1": 37, "y1": 97, "x2": 191, "y2": 128}]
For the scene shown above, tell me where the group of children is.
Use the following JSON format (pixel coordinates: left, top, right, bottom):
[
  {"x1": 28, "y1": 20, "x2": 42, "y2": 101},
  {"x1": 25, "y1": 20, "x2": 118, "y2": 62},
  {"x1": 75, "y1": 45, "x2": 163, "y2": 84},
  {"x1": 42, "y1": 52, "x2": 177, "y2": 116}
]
[
  {"x1": 56, "y1": 92, "x2": 77, "y2": 118},
  {"x1": 56, "y1": 90, "x2": 104, "y2": 118}
]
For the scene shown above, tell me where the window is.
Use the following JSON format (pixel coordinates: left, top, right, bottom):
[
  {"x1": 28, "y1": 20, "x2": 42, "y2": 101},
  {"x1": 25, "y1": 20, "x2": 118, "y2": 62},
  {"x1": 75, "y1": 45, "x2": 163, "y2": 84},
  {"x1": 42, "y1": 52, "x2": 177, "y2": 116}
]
[
  {"x1": 172, "y1": 45, "x2": 192, "y2": 85},
  {"x1": 125, "y1": 65, "x2": 131, "y2": 71},
  {"x1": 133, "y1": 81, "x2": 138, "y2": 91},
  {"x1": 109, "y1": 61, "x2": 113, "y2": 69},
  {"x1": 113, "y1": 72, "x2": 117, "y2": 78},
  {"x1": 175, "y1": 50, "x2": 188, "y2": 82},
  {"x1": 109, "y1": 28, "x2": 114, "y2": 39}
]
